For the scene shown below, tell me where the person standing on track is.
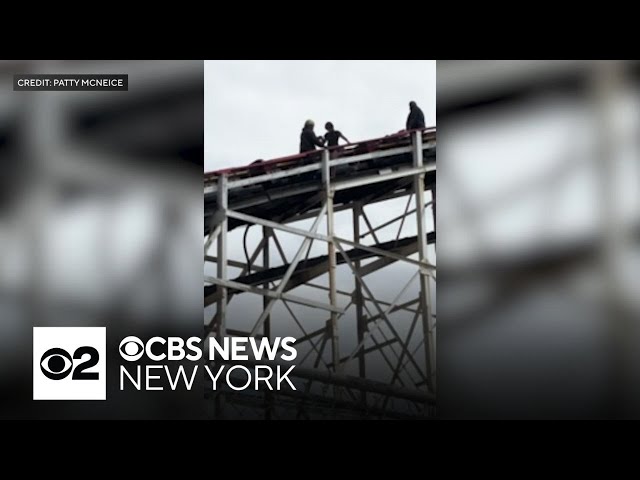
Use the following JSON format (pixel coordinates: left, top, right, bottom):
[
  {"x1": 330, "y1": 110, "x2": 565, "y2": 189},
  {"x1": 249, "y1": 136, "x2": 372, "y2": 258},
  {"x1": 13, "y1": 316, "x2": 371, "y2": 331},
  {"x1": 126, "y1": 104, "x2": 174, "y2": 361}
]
[
  {"x1": 299, "y1": 119, "x2": 325, "y2": 153},
  {"x1": 323, "y1": 122, "x2": 350, "y2": 147},
  {"x1": 406, "y1": 101, "x2": 426, "y2": 130}
]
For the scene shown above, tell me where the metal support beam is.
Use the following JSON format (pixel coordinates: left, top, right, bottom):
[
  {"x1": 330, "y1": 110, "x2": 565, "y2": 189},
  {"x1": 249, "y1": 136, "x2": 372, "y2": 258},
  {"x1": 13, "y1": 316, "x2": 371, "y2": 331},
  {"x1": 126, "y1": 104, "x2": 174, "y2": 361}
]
[
  {"x1": 323, "y1": 149, "x2": 340, "y2": 376},
  {"x1": 216, "y1": 174, "x2": 228, "y2": 340},
  {"x1": 335, "y1": 242, "x2": 427, "y2": 384},
  {"x1": 205, "y1": 276, "x2": 343, "y2": 314},
  {"x1": 215, "y1": 173, "x2": 228, "y2": 417},
  {"x1": 226, "y1": 209, "x2": 435, "y2": 270},
  {"x1": 412, "y1": 130, "x2": 435, "y2": 392},
  {"x1": 353, "y1": 202, "x2": 367, "y2": 404},
  {"x1": 263, "y1": 225, "x2": 272, "y2": 419},
  {"x1": 247, "y1": 203, "x2": 328, "y2": 336},
  {"x1": 332, "y1": 165, "x2": 435, "y2": 192}
]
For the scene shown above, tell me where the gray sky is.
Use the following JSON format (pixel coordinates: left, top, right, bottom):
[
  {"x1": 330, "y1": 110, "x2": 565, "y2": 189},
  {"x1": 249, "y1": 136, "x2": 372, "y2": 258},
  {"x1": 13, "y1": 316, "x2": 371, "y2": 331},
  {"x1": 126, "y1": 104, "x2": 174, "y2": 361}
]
[{"x1": 204, "y1": 60, "x2": 435, "y2": 171}]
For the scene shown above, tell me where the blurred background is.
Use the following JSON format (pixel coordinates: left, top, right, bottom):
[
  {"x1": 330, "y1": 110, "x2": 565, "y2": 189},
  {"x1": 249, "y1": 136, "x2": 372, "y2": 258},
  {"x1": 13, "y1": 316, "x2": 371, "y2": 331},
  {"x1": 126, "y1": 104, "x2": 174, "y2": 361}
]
[
  {"x1": 438, "y1": 60, "x2": 640, "y2": 418},
  {"x1": 0, "y1": 60, "x2": 204, "y2": 418}
]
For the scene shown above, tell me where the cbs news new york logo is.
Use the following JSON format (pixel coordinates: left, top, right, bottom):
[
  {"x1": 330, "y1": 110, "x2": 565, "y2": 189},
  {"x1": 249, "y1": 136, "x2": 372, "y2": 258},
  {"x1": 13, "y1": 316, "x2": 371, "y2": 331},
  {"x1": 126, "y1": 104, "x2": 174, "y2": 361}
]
[
  {"x1": 33, "y1": 327, "x2": 106, "y2": 400},
  {"x1": 33, "y1": 328, "x2": 299, "y2": 400}
]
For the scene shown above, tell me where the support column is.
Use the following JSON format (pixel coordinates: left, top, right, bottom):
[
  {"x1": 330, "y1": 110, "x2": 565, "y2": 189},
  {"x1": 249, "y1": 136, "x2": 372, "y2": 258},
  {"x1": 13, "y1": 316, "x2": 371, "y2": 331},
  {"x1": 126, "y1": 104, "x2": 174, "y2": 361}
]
[
  {"x1": 592, "y1": 62, "x2": 633, "y2": 417},
  {"x1": 322, "y1": 149, "x2": 340, "y2": 377},
  {"x1": 216, "y1": 174, "x2": 228, "y2": 341},
  {"x1": 263, "y1": 226, "x2": 272, "y2": 340},
  {"x1": 215, "y1": 174, "x2": 228, "y2": 418},
  {"x1": 412, "y1": 130, "x2": 435, "y2": 392},
  {"x1": 353, "y1": 202, "x2": 367, "y2": 406},
  {"x1": 263, "y1": 225, "x2": 272, "y2": 419},
  {"x1": 431, "y1": 183, "x2": 436, "y2": 252}
]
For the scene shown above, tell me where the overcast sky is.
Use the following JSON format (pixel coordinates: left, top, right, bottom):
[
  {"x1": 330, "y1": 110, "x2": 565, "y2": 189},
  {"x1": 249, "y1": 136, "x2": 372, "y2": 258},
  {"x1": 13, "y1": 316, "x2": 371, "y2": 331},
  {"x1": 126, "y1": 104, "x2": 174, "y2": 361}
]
[{"x1": 204, "y1": 60, "x2": 435, "y2": 171}]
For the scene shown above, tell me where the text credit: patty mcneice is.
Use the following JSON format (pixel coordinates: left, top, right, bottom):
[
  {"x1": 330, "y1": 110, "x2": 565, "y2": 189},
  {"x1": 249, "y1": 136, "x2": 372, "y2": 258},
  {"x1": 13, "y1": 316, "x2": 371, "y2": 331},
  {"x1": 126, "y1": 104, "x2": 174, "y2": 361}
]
[{"x1": 14, "y1": 74, "x2": 128, "y2": 91}]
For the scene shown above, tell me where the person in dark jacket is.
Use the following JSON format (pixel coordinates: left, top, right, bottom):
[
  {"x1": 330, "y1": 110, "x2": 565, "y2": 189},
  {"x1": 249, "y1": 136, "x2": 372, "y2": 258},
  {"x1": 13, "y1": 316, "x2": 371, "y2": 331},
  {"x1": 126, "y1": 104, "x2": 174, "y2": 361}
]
[
  {"x1": 300, "y1": 119, "x2": 325, "y2": 153},
  {"x1": 324, "y1": 122, "x2": 350, "y2": 147},
  {"x1": 406, "y1": 101, "x2": 426, "y2": 130}
]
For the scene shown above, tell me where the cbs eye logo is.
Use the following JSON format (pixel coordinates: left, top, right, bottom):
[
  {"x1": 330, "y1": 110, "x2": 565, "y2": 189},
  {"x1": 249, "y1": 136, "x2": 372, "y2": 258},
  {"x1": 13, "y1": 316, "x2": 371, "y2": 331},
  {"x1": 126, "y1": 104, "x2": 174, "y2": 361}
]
[
  {"x1": 33, "y1": 327, "x2": 106, "y2": 401},
  {"x1": 119, "y1": 336, "x2": 144, "y2": 361},
  {"x1": 40, "y1": 347, "x2": 99, "y2": 381}
]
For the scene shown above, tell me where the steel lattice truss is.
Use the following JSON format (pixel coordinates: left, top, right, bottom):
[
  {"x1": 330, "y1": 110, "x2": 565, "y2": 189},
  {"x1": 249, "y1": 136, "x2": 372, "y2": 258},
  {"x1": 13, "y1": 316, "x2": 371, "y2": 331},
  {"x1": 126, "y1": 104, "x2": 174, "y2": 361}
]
[{"x1": 204, "y1": 129, "x2": 436, "y2": 419}]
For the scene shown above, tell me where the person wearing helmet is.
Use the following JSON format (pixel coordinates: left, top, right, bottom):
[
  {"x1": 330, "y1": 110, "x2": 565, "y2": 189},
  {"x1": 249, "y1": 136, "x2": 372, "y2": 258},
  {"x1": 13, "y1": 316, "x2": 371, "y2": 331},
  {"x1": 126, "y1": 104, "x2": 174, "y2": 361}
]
[
  {"x1": 406, "y1": 101, "x2": 426, "y2": 130},
  {"x1": 324, "y1": 122, "x2": 350, "y2": 147},
  {"x1": 299, "y1": 119, "x2": 325, "y2": 153}
]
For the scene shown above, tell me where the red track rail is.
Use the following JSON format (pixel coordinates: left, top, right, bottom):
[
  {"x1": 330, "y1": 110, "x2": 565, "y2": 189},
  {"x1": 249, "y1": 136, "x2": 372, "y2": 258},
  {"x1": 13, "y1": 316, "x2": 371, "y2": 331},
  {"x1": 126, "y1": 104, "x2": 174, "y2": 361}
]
[{"x1": 204, "y1": 127, "x2": 436, "y2": 181}]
